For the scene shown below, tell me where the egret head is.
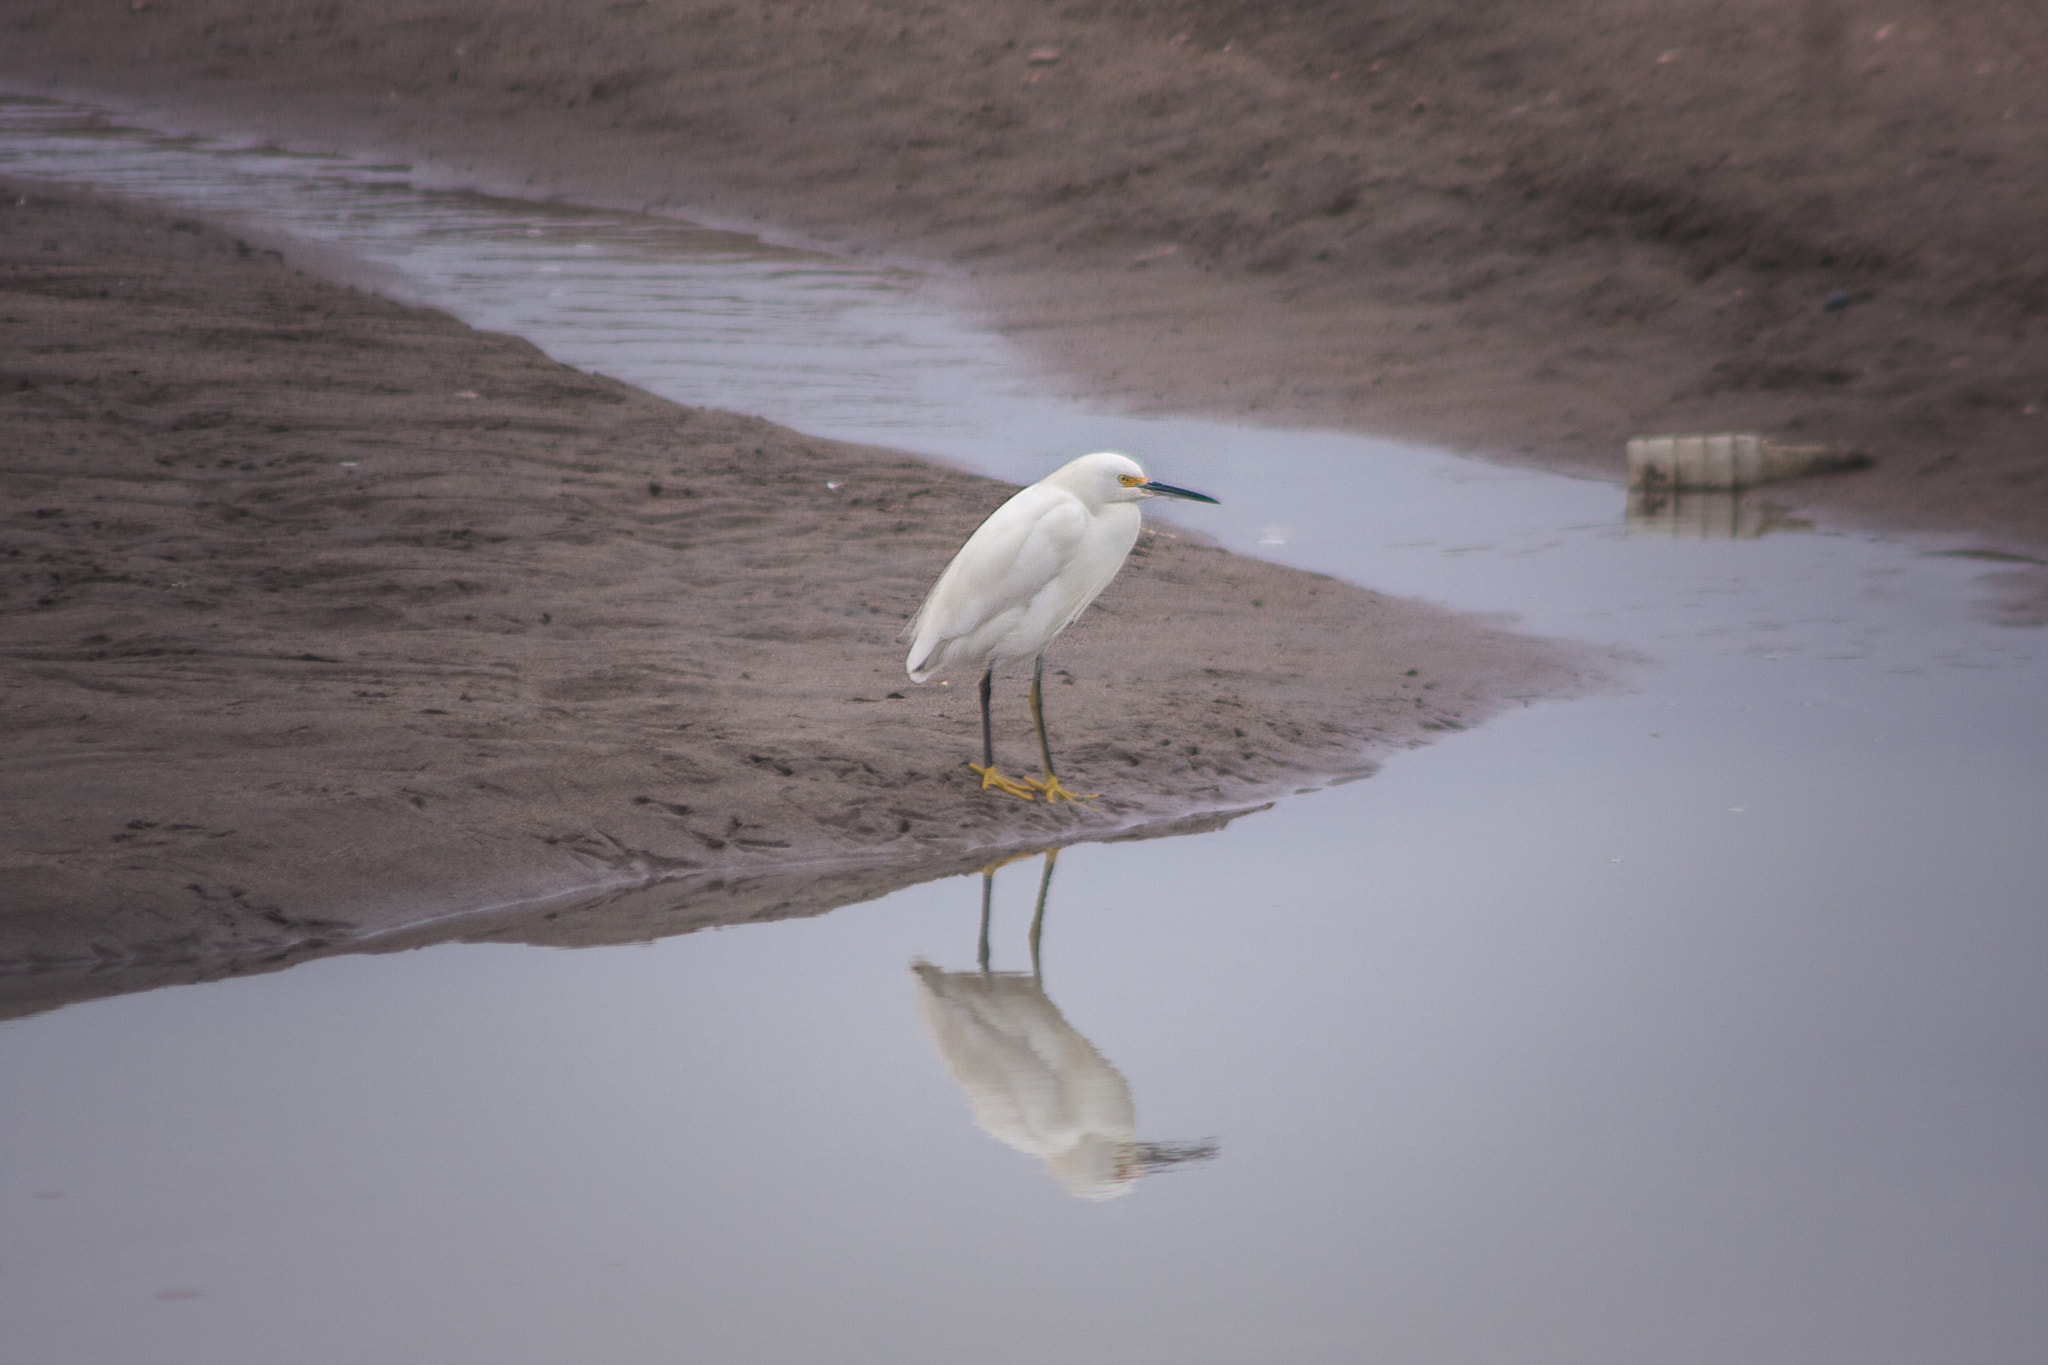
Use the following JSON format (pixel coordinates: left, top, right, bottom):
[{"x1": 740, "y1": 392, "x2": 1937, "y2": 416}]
[{"x1": 1051, "y1": 451, "x2": 1220, "y2": 508}]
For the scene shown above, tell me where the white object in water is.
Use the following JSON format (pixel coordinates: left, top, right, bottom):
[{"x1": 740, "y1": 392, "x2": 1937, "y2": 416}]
[{"x1": 1627, "y1": 432, "x2": 1867, "y2": 491}]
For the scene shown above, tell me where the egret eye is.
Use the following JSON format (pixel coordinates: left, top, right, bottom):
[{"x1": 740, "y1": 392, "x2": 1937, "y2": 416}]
[{"x1": 1117, "y1": 474, "x2": 1145, "y2": 487}]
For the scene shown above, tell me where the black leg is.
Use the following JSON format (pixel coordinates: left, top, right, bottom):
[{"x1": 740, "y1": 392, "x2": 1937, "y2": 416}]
[
  {"x1": 1028, "y1": 655, "x2": 1096, "y2": 802},
  {"x1": 968, "y1": 667, "x2": 1036, "y2": 799},
  {"x1": 980, "y1": 668, "x2": 995, "y2": 771},
  {"x1": 1030, "y1": 655, "x2": 1055, "y2": 781}
]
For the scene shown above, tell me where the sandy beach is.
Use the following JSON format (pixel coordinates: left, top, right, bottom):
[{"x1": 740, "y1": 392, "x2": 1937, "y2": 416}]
[{"x1": 2, "y1": 0, "x2": 2040, "y2": 1014}]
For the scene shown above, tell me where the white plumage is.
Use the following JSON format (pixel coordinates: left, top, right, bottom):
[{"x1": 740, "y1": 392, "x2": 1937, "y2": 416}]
[
  {"x1": 905, "y1": 451, "x2": 1217, "y2": 802},
  {"x1": 907, "y1": 455, "x2": 1140, "y2": 683}
]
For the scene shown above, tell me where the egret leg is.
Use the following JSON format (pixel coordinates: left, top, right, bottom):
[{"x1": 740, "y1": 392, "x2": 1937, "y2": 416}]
[
  {"x1": 966, "y1": 668, "x2": 1038, "y2": 801},
  {"x1": 1026, "y1": 655, "x2": 1098, "y2": 803}
]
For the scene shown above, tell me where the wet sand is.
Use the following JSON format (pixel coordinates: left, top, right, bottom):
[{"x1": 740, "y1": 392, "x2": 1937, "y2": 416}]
[
  {"x1": 0, "y1": 188, "x2": 1600, "y2": 1016},
  {"x1": 2, "y1": 0, "x2": 2042, "y2": 550}
]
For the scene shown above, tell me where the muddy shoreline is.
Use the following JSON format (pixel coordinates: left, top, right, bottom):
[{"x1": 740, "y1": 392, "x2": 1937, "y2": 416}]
[
  {"x1": 0, "y1": 186, "x2": 1602, "y2": 1018},
  {"x1": 1, "y1": 0, "x2": 2042, "y2": 551}
]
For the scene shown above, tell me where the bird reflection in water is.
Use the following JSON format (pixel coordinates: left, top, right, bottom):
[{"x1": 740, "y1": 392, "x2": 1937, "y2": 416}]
[{"x1": 912, "y1": 850, "x2": 1219, "y2": 1199}]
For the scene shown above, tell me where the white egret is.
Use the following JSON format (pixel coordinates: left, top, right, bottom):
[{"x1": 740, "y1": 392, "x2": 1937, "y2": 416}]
[{"x1": 905, "y1": 451, "x2": 1218, "y2": 801}]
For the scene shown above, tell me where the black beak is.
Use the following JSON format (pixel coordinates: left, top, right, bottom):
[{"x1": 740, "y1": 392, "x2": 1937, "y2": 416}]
[{"x1": 1141, "y1": 480, "x2": 1219, "y2": 504}]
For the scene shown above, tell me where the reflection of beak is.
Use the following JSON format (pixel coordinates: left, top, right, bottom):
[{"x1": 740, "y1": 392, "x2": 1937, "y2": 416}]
[{"x1": 1141, "y1": 480, "x2": 1219, "y2": 504}]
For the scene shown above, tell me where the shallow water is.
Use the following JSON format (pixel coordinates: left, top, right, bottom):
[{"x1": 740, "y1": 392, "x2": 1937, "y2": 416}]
[{"x1": 2, "y1": 95, "x2": 2044, "y2": 1364}]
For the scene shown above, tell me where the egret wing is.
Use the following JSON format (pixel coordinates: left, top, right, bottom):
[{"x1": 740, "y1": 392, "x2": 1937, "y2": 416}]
[{"x1": 907, "y1": 488, "x2": 1088, "y2": 676}]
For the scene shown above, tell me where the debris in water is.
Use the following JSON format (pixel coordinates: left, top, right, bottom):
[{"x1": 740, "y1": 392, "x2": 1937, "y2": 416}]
[{"x1": 1627, "y1": 432, "x2": 1870, "y2": 491}]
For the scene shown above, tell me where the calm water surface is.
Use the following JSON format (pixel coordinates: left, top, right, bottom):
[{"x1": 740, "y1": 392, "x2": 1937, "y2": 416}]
[{"x1": 1, "y1": 95, "x2": 2043, "y2": 1365}]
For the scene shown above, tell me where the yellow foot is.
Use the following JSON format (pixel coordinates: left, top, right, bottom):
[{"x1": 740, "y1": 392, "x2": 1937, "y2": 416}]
[
  {"x1": 1028, "y1": 773, "x2": 1099, "y2": 803},
  {"x1": 968, "y1": 763, "x2": 1039, "y2": 801}
]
